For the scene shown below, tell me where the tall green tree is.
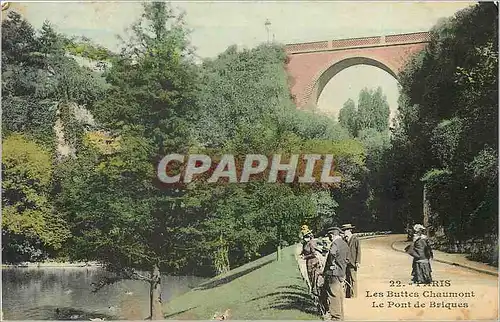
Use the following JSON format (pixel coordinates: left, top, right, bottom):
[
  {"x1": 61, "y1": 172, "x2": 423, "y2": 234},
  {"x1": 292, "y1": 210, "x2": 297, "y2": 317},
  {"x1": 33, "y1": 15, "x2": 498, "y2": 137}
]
[
  {"x1": 57, "y1": 3, "x2": 199, "y2": 319},
  {"x1": 338, "y1": 98, "x2": 357, "y2": 137},
  {"x1": 1, "y1": 13, "x2": 56, "y2": 149},
  {"x1": 357, "y1": 128, "x2": 391, "y2": 228},
  {"x1": 357, "y1": 87, "x2": 390, "y2": 133}
]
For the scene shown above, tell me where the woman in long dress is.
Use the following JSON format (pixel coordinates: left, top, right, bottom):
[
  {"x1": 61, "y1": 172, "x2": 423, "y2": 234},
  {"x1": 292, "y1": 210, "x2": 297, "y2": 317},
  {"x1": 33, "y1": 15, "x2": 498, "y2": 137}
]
[
  {"x1": 405, "y1": 224, "x2": 433, "y2": 284},
  {"x1": 300, "y1": 231, "x2": 321, "y2": 295}
]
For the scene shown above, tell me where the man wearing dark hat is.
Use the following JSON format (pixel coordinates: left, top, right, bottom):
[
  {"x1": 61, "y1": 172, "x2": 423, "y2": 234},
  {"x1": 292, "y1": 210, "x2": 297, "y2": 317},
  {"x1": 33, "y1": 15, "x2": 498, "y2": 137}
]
[
  {"x1": 342, "y1": 223, "x2": 361, "y2": 298},
  {"x1": 319, "y1": 226, "x2": 348, "y2": 321}
]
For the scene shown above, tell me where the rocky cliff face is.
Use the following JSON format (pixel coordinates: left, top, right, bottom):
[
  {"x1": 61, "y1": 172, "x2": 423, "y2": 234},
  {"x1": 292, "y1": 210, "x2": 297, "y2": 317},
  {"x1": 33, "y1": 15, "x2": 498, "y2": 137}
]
[
  {"x1": 70, "y1": 55, "x2": 111, "y2": 73},
  {"x1": 51, "y1": 48, "x2": 111, "y2": 159},
  {"x1": 54, "y1": 115, "x2": 75, "y2": 159},
  {"x1": 54, "y1": 102, "x2": 96, "y2": 159}
]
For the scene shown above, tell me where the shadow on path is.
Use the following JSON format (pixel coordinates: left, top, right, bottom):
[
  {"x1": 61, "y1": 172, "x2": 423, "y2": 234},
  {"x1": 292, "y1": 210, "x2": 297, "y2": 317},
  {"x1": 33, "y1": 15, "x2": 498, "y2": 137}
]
[
  {"x1": 268, "y1": 293, "x2": 318, "y2": 316},
  {"x1": 164, "y1": 306, "x2": 198, "y2": 319},
  {"x1": 249, "y1": 291, "x2": 308, "y2": 302},
  {"x1": 276, "y1": 284, "x2": 307, "y2": 292},
  {"x1": 195, "y1": 259, "x2": 274, "y2": 290},
  {"x1": 249, "y1": 284, "x2": 318, "y2": 317}
]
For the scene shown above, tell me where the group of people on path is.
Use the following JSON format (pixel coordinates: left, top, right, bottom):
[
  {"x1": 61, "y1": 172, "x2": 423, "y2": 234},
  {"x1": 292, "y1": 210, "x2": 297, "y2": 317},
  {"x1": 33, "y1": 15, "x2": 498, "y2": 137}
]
[
  {"x1": 300, "y1": 223, "x2": 433, "y2": 321},
  {"x1": 300, "y1": 224, "x2": 360, "y2": 321}
]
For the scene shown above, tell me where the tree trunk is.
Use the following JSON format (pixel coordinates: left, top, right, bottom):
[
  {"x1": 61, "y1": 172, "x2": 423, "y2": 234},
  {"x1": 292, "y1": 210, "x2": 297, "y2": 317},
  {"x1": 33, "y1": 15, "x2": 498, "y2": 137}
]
[
  {"x1": 214, "y1": 235, "x2": 230, "y2": 275},
  {"x1": 423, "y1": 184, "x2": 431, "y2": 232},
  {"x1": 149, "y1": 264, "x2": 163, "y2": 320},
  {"x1": 276, "y1": 228, "x2": 282, "y2": 261}
]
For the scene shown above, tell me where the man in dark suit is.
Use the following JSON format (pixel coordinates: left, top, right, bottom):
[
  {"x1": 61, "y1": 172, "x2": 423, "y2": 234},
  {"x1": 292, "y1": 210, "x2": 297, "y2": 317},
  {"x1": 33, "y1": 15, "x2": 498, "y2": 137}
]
[
  {"x1": 319, "y1": 226, "x2": 349, "y2": 321},
  {"x1": 342, "y1": 223, "x2": 361, "y2": 298}
]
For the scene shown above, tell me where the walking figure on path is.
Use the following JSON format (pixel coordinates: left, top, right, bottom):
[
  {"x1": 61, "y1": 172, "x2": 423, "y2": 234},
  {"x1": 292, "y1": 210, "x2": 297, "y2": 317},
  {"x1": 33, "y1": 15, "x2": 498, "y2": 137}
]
[
  {"x1": 405, "y1": 224, "x2": 433, "y2": 284},
  {"x1": 342, "y1": 223, "x2": 360, "y2": 298},
  {"x1": 319, "y1": 226, "x2": 348, "y2": 321}
]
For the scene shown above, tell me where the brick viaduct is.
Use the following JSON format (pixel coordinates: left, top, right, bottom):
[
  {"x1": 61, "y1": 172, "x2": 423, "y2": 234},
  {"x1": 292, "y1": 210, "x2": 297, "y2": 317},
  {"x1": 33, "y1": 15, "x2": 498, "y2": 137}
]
[{"x1": 285, "y1": 31, "x2": 431, "y2": 109}]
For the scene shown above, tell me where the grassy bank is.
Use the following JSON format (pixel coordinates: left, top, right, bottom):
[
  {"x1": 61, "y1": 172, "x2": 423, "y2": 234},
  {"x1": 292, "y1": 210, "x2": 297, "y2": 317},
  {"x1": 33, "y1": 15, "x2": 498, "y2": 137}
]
[{"x1": 163, "y1": 245, "x2": 317, "y2": 320}]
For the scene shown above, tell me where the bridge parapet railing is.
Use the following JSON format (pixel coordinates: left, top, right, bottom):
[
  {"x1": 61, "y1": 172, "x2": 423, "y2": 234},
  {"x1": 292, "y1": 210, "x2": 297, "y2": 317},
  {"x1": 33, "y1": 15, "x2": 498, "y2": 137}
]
[
  {"x1": 285, "y1": 41, "x2": 329, "y2": 53},
  {"x1": 285, "y1": 31, "x2": 430, "y2": 54},
  {"x1": 385, "y1": 31, "x2": 430, "y2": 44},
  {"x1": 331, "y1": 36, "x2": 380, "y2": 49}
]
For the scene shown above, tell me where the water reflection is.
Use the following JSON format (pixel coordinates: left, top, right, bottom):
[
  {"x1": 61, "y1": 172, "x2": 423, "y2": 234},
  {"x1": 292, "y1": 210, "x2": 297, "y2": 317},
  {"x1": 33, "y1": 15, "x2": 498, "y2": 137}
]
[{"x1": 2, "y1": 268, "x2": 205, "y2": 320}]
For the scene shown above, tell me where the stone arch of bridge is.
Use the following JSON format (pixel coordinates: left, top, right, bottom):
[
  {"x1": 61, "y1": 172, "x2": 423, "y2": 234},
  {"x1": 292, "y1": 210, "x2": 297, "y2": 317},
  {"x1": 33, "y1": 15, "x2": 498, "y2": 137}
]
[{"x1": 308, "y1": 56, "x2": 399, "y2": 109}]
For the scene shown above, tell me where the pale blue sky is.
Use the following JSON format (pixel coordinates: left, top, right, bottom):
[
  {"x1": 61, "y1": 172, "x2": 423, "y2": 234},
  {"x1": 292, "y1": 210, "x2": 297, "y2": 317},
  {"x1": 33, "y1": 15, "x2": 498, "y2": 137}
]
[{"x1": 8, "y1": 1, "x2": 476, "y2": 121}]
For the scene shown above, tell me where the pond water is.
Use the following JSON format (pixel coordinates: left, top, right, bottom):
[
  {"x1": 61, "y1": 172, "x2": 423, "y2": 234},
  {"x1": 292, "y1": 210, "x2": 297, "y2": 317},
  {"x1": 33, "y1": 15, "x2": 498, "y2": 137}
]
[{"x1": 2, "y1": 267, "x2": 206, "y2": 320}]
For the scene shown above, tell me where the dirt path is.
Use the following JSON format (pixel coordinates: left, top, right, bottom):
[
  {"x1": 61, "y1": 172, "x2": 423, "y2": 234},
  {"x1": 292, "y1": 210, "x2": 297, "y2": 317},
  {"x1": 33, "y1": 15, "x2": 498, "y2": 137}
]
[{"x1": 343, "y1": 235, "x2": 498, "y2": 320}]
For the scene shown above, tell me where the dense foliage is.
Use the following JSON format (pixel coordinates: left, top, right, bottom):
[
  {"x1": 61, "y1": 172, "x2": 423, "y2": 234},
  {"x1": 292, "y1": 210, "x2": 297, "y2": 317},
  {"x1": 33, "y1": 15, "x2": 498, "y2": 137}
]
[
  {"x1": 338, "y1": 87, "x2": 390, "y2": 137},
  {"x1": 2, "y1": 134, "x2": 70, "y2": 263},
  {"x1": 384, "y1": 3, "x2": 498, "y2": 262},
  {"x1": 185, "y1": 43, "x2": 364, "y2": 273},
  {"x1": 2, "y1": 11, "x2": 106, "y2": 261},
  {"x1": 335, "y1": 87, "x2": 392, "y2": 230}
]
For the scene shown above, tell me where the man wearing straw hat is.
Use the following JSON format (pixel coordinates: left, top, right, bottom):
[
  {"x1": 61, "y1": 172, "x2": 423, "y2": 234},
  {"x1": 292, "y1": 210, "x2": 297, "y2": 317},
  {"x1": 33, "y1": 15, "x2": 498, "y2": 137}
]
[{"x1": 341, "y1": 223, "x2": 361, "y2": 298}]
